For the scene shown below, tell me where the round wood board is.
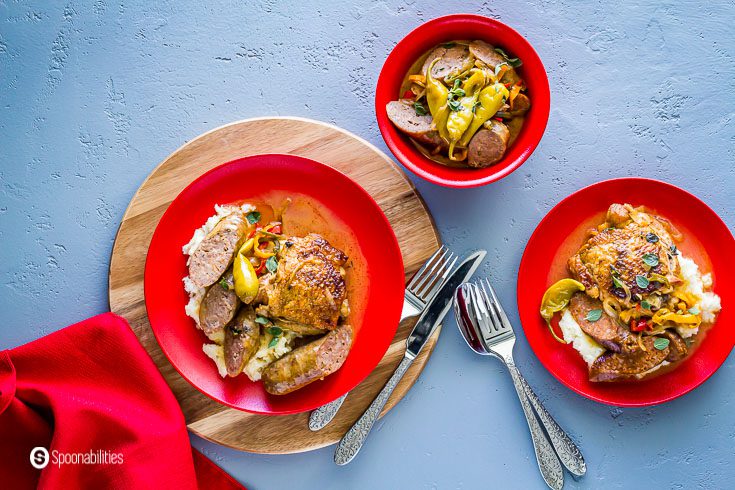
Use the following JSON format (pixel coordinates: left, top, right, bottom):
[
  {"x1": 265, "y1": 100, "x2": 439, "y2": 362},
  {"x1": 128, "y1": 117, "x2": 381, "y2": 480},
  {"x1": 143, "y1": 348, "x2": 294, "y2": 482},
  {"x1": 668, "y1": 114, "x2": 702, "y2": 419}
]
[{"x1": 108, "y1": 117, "x2": 442, "y2": 454}]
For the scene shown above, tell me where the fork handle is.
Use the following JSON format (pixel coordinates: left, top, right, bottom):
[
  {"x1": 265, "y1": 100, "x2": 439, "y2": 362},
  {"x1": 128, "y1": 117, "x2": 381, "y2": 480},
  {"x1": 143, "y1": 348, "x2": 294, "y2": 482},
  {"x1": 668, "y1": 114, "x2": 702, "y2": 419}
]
[
  {"x1": 309, "y1": 394, "x2": 348, "y2": 431},
  {"x1": 519, "y1": 375, "x2": 587, "y2": 476},
  {"x1": 334, "y1": 355, "x2": 414, "y2": 465},
  {"x1": 505, "y1": 362, "x2": 564, "y2": 490}
]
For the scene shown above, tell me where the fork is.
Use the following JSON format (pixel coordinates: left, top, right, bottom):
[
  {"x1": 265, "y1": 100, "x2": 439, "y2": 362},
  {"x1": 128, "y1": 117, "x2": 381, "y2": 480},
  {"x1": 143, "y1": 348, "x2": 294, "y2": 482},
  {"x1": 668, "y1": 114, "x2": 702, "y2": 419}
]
[
  {"x1": 308, "y1": 245, "x2": 456, "y2": 431},
  {"x1": 467, "y1": 279, "x2": 586, "y2": 487}
]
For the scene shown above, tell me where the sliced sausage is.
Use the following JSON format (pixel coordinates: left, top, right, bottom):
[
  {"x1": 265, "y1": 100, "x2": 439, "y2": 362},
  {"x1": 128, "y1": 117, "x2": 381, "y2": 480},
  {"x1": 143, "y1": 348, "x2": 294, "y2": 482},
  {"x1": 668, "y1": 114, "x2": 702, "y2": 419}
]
[
  {"x1": 262, "y1": 324, "x2": 353, "y2": 395},
  {"x1": 422, "y1": 44, "x2": 473, "y2": 81},
  {"x1": 386, "y1": 100, "x2": 443, "y2": 146},
  {"x1": 568, "y1": 293, "x2": 625, "y2": 352},
  {"x1": 662, "y1": 330, "x2": 688, "y2": 362},
  {"x1": 467, "y1": 121, "x2": 510, "y2": 168},
  {"x1": 199, "y1": 269, "x2": 240, "y2": 342},
  {"x1": 188, "y1": 212, "x2": 249, "y2": 288},
  {"x1": 224, "y1": 306, "x2": 260, "y2": 377},
  {"x1": 589, "y1": 335, "x2": 669, "y2": 382},
  {"x1": 469, "y1": 40, "x2": 521, "y2": 85},
  {"x1": 510, "y1": 93, "x2": 531, "y2": 116}
]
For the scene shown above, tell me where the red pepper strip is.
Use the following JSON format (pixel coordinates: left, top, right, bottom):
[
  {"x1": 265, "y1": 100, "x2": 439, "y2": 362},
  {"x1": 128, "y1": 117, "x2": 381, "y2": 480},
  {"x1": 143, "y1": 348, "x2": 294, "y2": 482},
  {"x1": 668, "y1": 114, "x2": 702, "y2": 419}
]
[
  {"x1": 494, "y1": 117, "x2": 503, "y2": 122},
  {"x1": 630, "y1": 318, "x2": 650, "y2": 332},
  {"x1": 269, "y1": 224, "x2": 282, "y2": 234},
  {"x1": 254, "y1": 258, "x2": 267, "y2": 275},
  {"x1": 402, "y1": 90, "x2": 415, "y2": 99}
]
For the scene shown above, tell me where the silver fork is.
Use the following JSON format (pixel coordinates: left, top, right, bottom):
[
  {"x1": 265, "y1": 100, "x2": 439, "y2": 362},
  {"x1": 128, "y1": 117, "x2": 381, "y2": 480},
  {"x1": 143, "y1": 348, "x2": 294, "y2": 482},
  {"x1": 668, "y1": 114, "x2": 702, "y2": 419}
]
[
  {"x1": 457, "y1": 279, "x2": 586, "y2": 489},
  {"x1": 308, "y1": 245, "x2": 456, "y2": 431}
]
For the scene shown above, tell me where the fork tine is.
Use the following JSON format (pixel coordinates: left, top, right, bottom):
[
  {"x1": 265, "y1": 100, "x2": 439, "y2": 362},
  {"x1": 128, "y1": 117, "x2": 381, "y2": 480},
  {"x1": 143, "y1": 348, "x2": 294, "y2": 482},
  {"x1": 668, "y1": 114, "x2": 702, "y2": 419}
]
[
  {"x1": 417, "y1": 254, "x2": 457, "y2": 301},
  {"x1": 407, "y1": 246, "x2": 447, "y2": 293},
  {"x1": 483, "y1": 278, "x2": 513, "y2": 332},
  {"x1": 413, "y1": 249, "x2": 452, "y2": 298},
  {"x1": 478, "y1": 279, "x2": 503, "y2": 333},
  {"x1": 471, "y1": 284, "x2": 494, "y2": 339}
]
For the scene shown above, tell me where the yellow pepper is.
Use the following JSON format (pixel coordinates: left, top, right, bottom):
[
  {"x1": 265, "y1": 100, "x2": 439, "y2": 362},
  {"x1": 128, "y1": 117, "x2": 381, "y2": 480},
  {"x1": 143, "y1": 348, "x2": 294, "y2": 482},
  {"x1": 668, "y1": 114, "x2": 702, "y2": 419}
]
[
  {"x1": 651, "y1": 308, "x2": 701, "y2": 327},
  {"x1": 459, "y1": 82, "x2": 509, "y2": 147},
  {"x1": 539, "y1": 278, "x2": 586, "y2": 343},
  {"x1": 253, "y1": 235, "x2": 276, "y2": 259},
  {"x1": 425, "y1": 59, "x2": 450, "y2": 142},
  {"x1": 446, "y1": 69, "x2": 486, "y2": 160},
  {"x1": 232, "y1": 242, "x2": 259, "y2": 303}
]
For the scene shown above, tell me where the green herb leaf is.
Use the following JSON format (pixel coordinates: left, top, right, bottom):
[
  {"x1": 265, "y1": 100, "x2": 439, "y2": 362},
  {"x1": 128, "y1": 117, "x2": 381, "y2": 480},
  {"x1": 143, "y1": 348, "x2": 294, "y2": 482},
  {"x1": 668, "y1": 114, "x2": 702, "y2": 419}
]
[
  {"x1": 453, "y1": 79, "x2": 462, "y2": 90},
  {"x1": 246, "y1": 211, "x2": 261, "y2": 224},
  {"x1": 653, "y1": 337, "x2": 670, "y2": 350},
  {"x1": 447, "y1": 99, "x2": 462, "y2": 111},
  {"x1": 266, "y1": 256, "x2": 278, "y2": 273},
  {"x1": 219, "y1": 276, "x2": 231, "y2": 290},
  {"x1": 450, "y1": 87, "x2": 466, "y2": 98},
  {"x1": 255, "y1": 315, "x2": 270, "y2": 325},
  {"x1": 268, "y1": 336, "x2": 279, "y2": 348},
  {"x1": 494, "y1": 47, "x2": 510, "y2": 58},
  {"x1": 267, "y1": 326, "x2": 282, "y2": 336},
  {"x1": 586, "y1": 309, "x2": 603, "y2": 322},
  {"x1": 472, "y1": 100, "x2": 482, "y2": 113},
  {"x1": 688, "y1": 307, "x2": 700, "y2": 315},
  {"x1": 413, "y1": 101, "x2": 427, "y2": 116},
  {"x1": 642, "y1": 253, "x2": 659, "y2": 267},
  {"x1": 669, "y1": 244, "x2": 679, "y2": 256},
  {"x1": 646, "y1": 232, "x2": 659, "y2": 243},
  {"x1": 441, "y1": 42, "x2": 456, "y2": 48},
  {"x1": 507, "y1": 57, "x2": 522, "y2": 68},
  {"x1": 641, "y1": 300, "x2": 651, "y2": 310},
  {"x1": 612, "y1": 275, "x2": 625, "y2": 289},
  {"x1": 636, "y1": 275, "x2": 650, "y2": 289}
]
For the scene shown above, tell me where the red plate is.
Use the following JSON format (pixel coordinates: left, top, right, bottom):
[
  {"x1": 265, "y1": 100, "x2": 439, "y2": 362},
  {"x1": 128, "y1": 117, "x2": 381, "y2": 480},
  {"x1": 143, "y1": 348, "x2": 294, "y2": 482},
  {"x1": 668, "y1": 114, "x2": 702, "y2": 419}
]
[
  {"x1": 518, "y1": 178, "x2": 735, "y2": 406},
  {"x1": 144, "y1": 154, "x2": 405, "y2": 415},
  {"x1": 375, "y1": 14, "x2": 550, "y2": 188}
]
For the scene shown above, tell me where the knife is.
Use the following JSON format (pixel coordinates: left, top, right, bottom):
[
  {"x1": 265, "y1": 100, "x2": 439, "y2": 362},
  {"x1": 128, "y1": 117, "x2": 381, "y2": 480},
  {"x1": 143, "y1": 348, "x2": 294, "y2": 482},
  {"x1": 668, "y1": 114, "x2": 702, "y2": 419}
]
[{"x1": 334, "y1": 250, "x2": 486, "y2": 465}]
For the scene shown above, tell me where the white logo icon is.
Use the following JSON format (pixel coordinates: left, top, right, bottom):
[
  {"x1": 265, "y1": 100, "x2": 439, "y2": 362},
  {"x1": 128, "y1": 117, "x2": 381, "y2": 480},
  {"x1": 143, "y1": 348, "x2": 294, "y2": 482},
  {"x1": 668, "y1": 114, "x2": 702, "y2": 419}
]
[{"x1": 30, "y1": 447, "x2": 49, "y2": 469}]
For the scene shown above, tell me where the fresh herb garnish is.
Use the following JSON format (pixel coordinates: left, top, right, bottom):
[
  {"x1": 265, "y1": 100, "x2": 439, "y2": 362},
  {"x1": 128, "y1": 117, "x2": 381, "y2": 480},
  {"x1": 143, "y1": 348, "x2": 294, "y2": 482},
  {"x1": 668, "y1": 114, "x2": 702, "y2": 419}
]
[
  {"x1": 653, "y1": 337, "x2": 670, "y2": 350},
  {"x1": 472, "y1": 100, "x2": 481, "y2": 113},
  {"x1": 268, "y1": 336, "x2": 280, "y2": 348},
  {"x1": 494, "y1": 47, "x2": 523, "y2": 67},
  {"x1": 413, "y1": 101, "x2": 427, "y2": 116},
  {"x1": 688, "y1": 307, "x2": 700, "y2": 315},
  {"x1": 219, "y1": 276, "x2": 231, "y2": 290},
  {"x1": 255, "y1": 315, "x2": 270, "y2": 325},
  {"x1": 635, "y1": 275, "x2": 650, "y2": 289},
  {"x1": 611, "y1": 271, "x2": 625, "y2": 290},
  {"x1": 669, "y1": 244, "x2": 679, "y2": 256},
  {"x1": 266, "y1": 256, "x2": 279, "y2": 273},
  {"x1": 586, "y1": 309, "x2": 603, "y2": 322},
  {"x1": 267, "y1": 326, "x2": 282, "y2": 336},
  {"x1": 447, "y1": 98, "x2": 462, "y2": 111},
  {"x1": 641, "y1": 300, "x2": 652, "y2": 310},
  {"x1": 642, "y1": 253, "x2": 659, "y2": 267},
  {"x1": 646, "y1": 232, "x2": 659, "y2": 243},
  {"x1": 246, "y1": 211, "x2": 261, "y2": 224}
]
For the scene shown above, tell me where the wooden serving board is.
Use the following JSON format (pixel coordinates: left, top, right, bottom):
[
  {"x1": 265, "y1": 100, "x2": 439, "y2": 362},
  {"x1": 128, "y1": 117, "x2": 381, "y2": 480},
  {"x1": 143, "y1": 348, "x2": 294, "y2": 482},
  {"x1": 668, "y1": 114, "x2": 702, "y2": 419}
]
[{"x1": 108, "y1": 117, "x2": 441, "y2": 453}]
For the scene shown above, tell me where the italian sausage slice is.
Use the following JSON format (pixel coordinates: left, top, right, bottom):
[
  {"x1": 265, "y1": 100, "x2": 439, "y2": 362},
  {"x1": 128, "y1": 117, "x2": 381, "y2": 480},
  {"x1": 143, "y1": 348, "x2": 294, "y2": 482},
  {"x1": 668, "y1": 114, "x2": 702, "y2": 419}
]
[
  {"x1": 467, "y1": 121, "x2": 510, "y2": 168},
  {"x1": 386, "y1": 100, "x2": 443, "y2": 147},
  {"x1": 262, "y1": 324, "x2": 353, "y2": 395},
  {"x1": 188, "y1": 212, "x2": 249, "y2": 288},
  {"x1": 199, "y1": 268, "x2": 240, "y2": 343},
  {"x1": 224, "y1": 306, "x2": 260, "y2": 377}
]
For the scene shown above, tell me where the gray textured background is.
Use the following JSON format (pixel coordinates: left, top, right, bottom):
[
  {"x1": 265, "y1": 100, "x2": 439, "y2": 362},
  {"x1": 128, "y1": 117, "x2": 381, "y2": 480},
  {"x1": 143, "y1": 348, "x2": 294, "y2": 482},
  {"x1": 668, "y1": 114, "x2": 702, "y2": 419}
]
[{"x1": 1, "y1": 0, "x2": 734, "y2": 488}]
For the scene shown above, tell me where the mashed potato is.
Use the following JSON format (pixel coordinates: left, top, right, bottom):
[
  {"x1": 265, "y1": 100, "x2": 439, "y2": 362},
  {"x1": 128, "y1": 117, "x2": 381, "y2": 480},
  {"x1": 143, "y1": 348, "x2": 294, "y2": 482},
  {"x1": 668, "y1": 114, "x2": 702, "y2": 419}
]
[
  {"x1": 676, "y1": 254, "x2": 721, "y2": 338},
  {"x1": 558, "y1": 309, "x2": 605, "y2": 366}
]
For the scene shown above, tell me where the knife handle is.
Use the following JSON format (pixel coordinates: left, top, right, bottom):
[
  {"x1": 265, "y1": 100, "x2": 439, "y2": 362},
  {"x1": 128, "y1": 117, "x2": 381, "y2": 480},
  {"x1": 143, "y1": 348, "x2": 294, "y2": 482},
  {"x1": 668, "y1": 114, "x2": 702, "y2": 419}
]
[
  {"x1": 505, "y1": 361, "x2": 564, "y2": 490},
  {"x1": 334, "y1": 355, "x2": 414, "y2": 465},
  {"x1": 309, "y1": 393, "x2": 348, "y2": 431}
]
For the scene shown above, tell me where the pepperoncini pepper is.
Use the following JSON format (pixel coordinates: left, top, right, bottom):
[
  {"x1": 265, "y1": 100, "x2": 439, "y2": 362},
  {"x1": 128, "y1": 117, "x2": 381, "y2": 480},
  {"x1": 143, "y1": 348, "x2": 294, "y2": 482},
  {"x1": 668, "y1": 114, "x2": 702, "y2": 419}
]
[
  {"x1": 459, "y1": 82, "x2": 509, "y2": 147},
  {"x1": 425, "y1": 59, "x2": 450, "y2": 142},
  {"x1": 446, "y1": 69, "x2": 486, "y2": 160}
]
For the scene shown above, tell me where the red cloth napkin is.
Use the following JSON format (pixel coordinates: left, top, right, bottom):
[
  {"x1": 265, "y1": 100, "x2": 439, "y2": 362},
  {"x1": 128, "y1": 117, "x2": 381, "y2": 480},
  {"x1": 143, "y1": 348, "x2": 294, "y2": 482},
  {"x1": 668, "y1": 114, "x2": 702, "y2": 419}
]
[{"x1": 0, "y1": 313, "x2": 245, "y2": 490}]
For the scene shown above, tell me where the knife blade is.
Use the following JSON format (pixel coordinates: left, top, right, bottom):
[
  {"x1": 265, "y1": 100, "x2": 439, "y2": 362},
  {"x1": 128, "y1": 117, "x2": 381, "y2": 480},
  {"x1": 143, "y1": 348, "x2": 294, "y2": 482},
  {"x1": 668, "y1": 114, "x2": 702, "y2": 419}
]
[{"x1": 405, "y1": 249, "x2": 486, "y2": 358}]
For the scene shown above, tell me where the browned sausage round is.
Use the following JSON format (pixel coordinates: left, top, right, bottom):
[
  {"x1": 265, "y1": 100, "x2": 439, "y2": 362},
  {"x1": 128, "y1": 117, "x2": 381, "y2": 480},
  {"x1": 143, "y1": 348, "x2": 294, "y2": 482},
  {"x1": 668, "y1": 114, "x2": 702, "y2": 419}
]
[
  {"x1": 199, "y1": 269, "x2": 240, "y2": 341},
  {"x1": 224, "y1": 306, "x2": 260, "y2": 377},
  {"x1": 422, "y1": 44, "x2": 473, "y2": 81},
  {"x1": 188, "y1": 212, "x2": 249, "y2": 288},
  {"x1": 386, "y1": 100, "x2": 443, "y2": 147},
  {"x1": 467, "y1": 121, "x2": 510, "y2": 168},
  {"x1": 261, "y1": 324, "x2": 353, "y2": 395},
  {"x1": 511, "y1": 93, "x2": 531, "y2": 116}
]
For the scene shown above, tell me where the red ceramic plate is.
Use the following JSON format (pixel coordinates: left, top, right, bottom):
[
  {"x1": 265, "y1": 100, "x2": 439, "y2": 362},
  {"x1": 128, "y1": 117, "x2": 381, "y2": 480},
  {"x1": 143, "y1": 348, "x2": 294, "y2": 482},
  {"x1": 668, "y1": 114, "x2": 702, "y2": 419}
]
[
  {"x1": 375, "y1": 14, "x2": 550, "y2": 188},
  {"x1": 144, "y1": 154, "x2": 405, "y2": 415},
  {"x1": 518, "y1": 178, "x2": 735, "y2": 406}
]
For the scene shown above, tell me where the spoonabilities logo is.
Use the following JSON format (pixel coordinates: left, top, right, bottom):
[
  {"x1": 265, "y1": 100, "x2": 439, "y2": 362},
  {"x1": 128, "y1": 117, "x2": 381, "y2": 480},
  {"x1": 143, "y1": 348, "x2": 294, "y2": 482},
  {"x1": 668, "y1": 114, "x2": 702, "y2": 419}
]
[{"x1": 30, "y1": 447, "x2": 49, "y2": 469}]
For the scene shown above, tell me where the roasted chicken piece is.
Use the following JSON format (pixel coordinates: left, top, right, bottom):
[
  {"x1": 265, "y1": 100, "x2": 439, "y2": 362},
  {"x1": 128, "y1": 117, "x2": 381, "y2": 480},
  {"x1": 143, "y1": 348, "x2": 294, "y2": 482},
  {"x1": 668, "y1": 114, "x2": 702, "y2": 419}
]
[
  {"x1": 568, "y1": 204, "x2": 682, "y2": 310},
  {"x1": 256, "y1": 233, "x2": 348, "y2": 332}
]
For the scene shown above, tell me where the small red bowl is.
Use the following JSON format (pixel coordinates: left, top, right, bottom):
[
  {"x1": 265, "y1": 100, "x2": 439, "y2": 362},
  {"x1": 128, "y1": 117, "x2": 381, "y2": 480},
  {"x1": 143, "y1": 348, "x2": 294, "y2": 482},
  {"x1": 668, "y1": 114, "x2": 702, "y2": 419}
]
[
  {"x1": 375, "y1": 14, "x2": 550, "y2": 188},
  {"x1": 144, "y1": 154, "x2": 405, "y2": 415},
  {"x1": 517, "y1": 178, "x2": 735, "y2": 407}
]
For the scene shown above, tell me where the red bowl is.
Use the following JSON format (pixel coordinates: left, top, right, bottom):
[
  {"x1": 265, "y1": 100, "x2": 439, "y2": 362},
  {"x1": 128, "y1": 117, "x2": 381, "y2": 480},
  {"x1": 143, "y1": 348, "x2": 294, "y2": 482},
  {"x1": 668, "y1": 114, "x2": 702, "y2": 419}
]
[
  {"x1": 144, "y1": 154, "x2": 405, "y2": 415},
  {"x1": 517, "y1": 178, "x2": 735, "y2": 406},
  {"x1": 376, "y1": 14, "x2": 550, "y2": 188}
]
